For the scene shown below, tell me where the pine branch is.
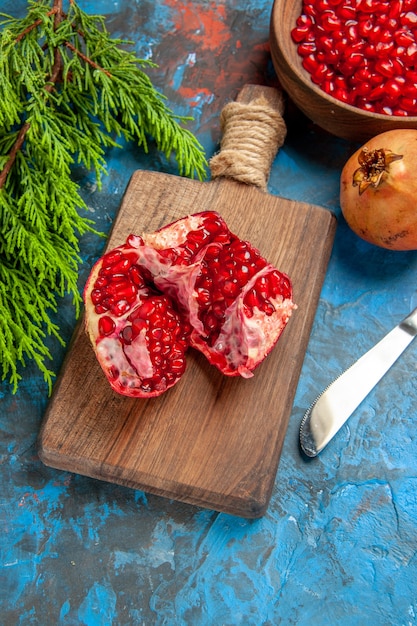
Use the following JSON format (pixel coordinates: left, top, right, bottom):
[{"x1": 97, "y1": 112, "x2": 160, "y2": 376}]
[{"x1": 0, "y1": 0, "x2": 208, "y2": 393}]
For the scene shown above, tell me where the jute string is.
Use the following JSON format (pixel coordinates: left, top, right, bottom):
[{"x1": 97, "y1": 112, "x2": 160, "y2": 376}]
[{"x1": 209, "y1": 94, "x2": 287, "y2": 191}]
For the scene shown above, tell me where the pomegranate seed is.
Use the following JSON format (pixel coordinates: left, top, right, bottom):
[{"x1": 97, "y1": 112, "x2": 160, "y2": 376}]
[
  {"x1": 244, "y1": 288, "x2": 260, "y2": 309},
  {"x1": 321, "y1": 11, "x2": 341, "y2": 31},
  {"x1": 402, "y1": 11, "x2": 417, "y2": 26},
  {"x1": 85, "y1": 211, "x2": 294, "y2": 395},
  {"x1": 395, "y1": 29, "x2": 414, "y2": 46},
  {"x1": 389, "y1": 1, "x2": 402, "y2": 20},
  {"x1": 99, "y1": 316, "x2": 115, "y2": 336},
  {"x1": 91, "y1": 288, "x2": 103, "y2": 305},
  {"x1": 403, "y1": 82, "x2": 417, "y2": 97},
  {"x1": 400, "y1": 96, "x2": 417, "y2": 112},
  {"x1": 131, "y1": 317, "x2": 147, "y2": 334},
  {"x1": 121, "y1": 326, "x2": 133, "y2": 343},
  {"x1": 395, "y1": 108, "x2": 409, "y2": 116},
  {"x1": 112, "y1": 300, "x2": 131, "y2": 316},
  {"x1": 298, "y1": 41, "x2": 317, "y2": 56},
  {"x1": 291, "y1": 26, "x2": 310, "y2": 43},
  {"x1": 384, "y1": 79, "x2": 403, "y2": 104},
  {"x1": 339, "y1": 6, "x2": 356, "y2": 20},
  {"x1": 136, "y1": 300, "x2": 156, "y2": 318},
  {"x1": 379, "y1": 105, "x2": 392, "y2": 115},
  {"x1": 294, "y1": 0, "x2": 417, "y2": 115},
  {"x1": 374, "y1": 59, "x2": 396, "y2": 78},
  {"x1": 129, "y1": 265, "x2": 146, "y2": 287},
  {"x1": 262, "y1": 302, "x2": 276, "y2": 316}
]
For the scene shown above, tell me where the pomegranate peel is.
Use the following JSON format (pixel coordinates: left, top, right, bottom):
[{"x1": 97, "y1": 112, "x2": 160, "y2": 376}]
[
  {"x1": 340, "y1": 129, "x2": 417, "y2": 250},
  {"x1": 83, "y1": 211, "x2": 295, "y2": 397}
]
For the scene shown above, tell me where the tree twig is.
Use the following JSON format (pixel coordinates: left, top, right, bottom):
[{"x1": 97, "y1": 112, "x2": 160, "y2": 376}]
[
  {"x1": 0, "y1": 123, "x2": 30, "y2": 188},
  {"x1": 15, "y1": 7, "x2": 59, "y2": 42},
  {"x1": 65, "y1": 41, "x2": 112, "y2": 77},
  {"x1": 0, "y1": 0, "x2": 65, "y2": 190}
]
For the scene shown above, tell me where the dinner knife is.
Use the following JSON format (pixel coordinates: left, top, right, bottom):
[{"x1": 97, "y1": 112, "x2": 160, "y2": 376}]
[{"x1": 300, "y1": 306, "x2": 417, "y2": 457}]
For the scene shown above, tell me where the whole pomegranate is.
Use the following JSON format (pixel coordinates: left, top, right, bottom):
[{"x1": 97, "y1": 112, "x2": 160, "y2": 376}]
[
  {"x1": 340, "y1": 129, "x2": 417, "y2": 251},
  {"x1": 84, "y1": 211, "x2": 295, "y2": 397}
]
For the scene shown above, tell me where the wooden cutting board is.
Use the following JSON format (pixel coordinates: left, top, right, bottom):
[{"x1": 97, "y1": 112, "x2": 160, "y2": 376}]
[{"x1": 38, "y1": 86, "x2": 336, "y2": 518}]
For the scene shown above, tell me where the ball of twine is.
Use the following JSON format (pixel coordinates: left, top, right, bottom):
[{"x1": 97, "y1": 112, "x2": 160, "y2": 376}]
[{"x1": 209, "y1": 94, "x2": 287, "y2": 191}]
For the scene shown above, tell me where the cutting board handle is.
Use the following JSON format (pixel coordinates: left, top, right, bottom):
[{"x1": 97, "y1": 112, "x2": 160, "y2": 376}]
[{"x1": 209, "y1": 84, "x2": 287, "y2": 191}]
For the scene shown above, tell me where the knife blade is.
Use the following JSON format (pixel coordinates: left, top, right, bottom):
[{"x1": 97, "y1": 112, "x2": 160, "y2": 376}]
[{"x1": 300, "y1": 306, "x2": 417, "y2": 457}]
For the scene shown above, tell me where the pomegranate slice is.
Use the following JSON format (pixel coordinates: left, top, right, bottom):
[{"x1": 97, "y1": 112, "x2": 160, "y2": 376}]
[
  {"x1": 189, "y1": 236, "x2": 294, "y2": 377},
  {"x1": 84, "y1": 248, "x2": 191, "y2": 398},
  {"x1": 83, "y1": 211, "x2": 295, "y2": 397}
]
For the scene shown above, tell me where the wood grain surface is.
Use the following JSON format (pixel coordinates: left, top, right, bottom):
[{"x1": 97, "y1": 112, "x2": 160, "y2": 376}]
[{"x1": 38, "y1": 86, "x2": 337, "y2": 518}]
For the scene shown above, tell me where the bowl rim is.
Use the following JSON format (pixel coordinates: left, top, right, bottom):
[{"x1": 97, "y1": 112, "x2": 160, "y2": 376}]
[{"x1": 270, "y1": 0, "x2": 417, "y2": 123}]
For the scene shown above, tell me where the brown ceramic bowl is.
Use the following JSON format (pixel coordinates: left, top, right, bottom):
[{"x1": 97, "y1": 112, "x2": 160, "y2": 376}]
[{"x1": 269, "y1": 0, "x2": 417, "y2": 143}]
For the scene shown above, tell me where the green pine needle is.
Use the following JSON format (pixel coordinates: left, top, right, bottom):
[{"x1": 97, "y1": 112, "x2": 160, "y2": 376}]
[{"x1": 0, "y1": 0, "x2": 208, "y2": 394}]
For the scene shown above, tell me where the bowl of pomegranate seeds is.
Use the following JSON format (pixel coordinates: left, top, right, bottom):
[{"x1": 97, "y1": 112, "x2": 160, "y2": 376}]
[{"x1": 270, "y1": 0, "x2": 417, "y2": 142}]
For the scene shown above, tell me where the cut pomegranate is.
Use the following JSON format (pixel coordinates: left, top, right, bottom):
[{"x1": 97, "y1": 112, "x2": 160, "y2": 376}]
[
  {"x1": 84, "y1": 250, "x2": 191, "y2": 398},
  {"x1": 83, "y1": 211, "x2": 295, "y2": 397}
]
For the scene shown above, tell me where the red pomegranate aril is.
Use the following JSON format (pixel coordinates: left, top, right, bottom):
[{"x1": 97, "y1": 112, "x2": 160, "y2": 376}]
[
  {"x1": 392, "y1": 108, "x2": 408, "y2": 116},
  {"x1": 402, "y1": 11, "x2": 417, "y2": 26},
  {"x1": 129, "y1": 265, "x2": 146, "y2": 287},
  {"x1": 112, "y1": 300, "x2": 131, "y2": 316},
  {"x1": 376, "y1": 40, "x2": 395, "y2": 56},
  {"x1": 357, "y1": 18, "x2": 374, "y2": 38},
  {"x1": 296, "y1": 13, "x2": 313, "y2": 28},
  {"x1": 84, "y1": 211, "x2": 295, "y2": 395},
  {"x1": 333, "y1": 38, "x2": 349, "y2": 56},
  {"x1": 294, "y1": 0, "x2": 417, "y2": 116},
  {"x1": 353, "y1": 81, "x2": 372, "y2": 98},
  {"x1": 374, "y1": 59, "x2": 396, "y2": 78},
  {"x1": 244, "y1": 288, "x2": 260, "y2": 309},
  {"x1": 99, "y1": 316, "x2": 115, "y2": 336},
  {"x1": 400, "y1": 96, "x2": 417, "y2": 112},
  {"x1": 222, "y1": 279, "x2": 240, "y2": 298},
  {"x1": 380, "y1": 105, "x2": 394, "y2": 115},
  {"x1": 321, "y1": 79, "x2": 334, "y2": 95},
  {"x1": 404, "y1": 82, "x2": 417, "y2": 97},
  {"x1": 310, "y1": 64, "x2": 328, "y2": 84},
  {"x1": 368, "y1": 83, "x2": 387, "y2": 102},
  {"x1": 298, "y1": 41, "x2": 317, "y2": 56},
  {"x1": 334, "y1": 88, "x2": 350, "y2": 103},
  {"x1": 356, "y1": 0, "x2": 374, "y2": 11},
  {"x1": 346, "y1": 22, "x2": 359, "y2": 41},
  {"x1": 303, "y1": 2, "x2": 316, "y2": 17},
  {"x1": 377, "y1": 28, "x2": 395, "y2": 45},
  {"x1": 406, "y1": 42, "x2": 417, "y2": 60},
  {"x1": 321, "y1": 11, "x2": 341, "y2": 31},
  {"x1": 339, "y1": 53, "x2": 363, "y2": 74},
  {"x1": 356, "y1": 99, "x2": 376, "y2": 112},
  {"x1": 339, "y1": 6, "x2": 357, "y2": 20},
  {"x1": 91, "y1": 289, "x2": 103, "y2": 306},
  {"x1": 395, "y1": 29, "x2": 414, "y2": 46},
  {"x1": 382, "y1": 82, "x2": 401, "y2": 104},
  {"x1": 121, "y1": 325, "x2": 133, "y2": 343},
  {"x1": 317, "y1": 33, "x2": 336, "y2": 54},
  {"x1": 291, "y1": 26, "x2": 310, "y2": 43},
  {"x1": 106, "y1": 280, "x2": 136, "y2": 299},
  {"x1": 262, "y1": 302, "x2": 275, "y2": 316},
  {"x1": 389, "y1": 1, "x2": 402, "y2": 19},
  {"x1": 170, "y1": 358, "x2": 186, "y2": 373},
  {"x1": 302, "y1": 54, "x2": 320, "y2": 74}
]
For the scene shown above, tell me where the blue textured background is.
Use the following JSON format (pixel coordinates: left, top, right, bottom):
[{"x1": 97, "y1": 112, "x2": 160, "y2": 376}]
[{"x1": 1, "y1": 1, "x2": 416, "y2": 624}]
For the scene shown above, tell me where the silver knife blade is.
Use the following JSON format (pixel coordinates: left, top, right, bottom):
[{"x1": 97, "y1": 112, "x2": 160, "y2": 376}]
[{"x1": 300, "y1": 306, "x2": 417, "y2": 457}]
